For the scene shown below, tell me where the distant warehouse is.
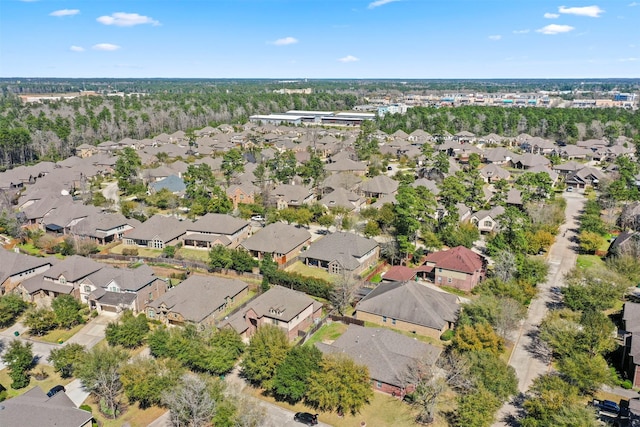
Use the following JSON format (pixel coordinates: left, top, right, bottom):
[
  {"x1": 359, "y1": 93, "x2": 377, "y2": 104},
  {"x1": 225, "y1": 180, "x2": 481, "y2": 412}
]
[
  {"x1": 249, "y1": 110, "x2": 375, "y2": 126},
  {"x1": 248, "y1": 114, "x2": 303, "y2": 125}
]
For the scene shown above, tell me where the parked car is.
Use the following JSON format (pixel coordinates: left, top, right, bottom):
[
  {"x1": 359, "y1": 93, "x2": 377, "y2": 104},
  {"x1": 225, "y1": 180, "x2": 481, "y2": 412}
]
[
  {"x1": 47, "y1": 385, "x2": 66, "y2": 397},
  {"x1": 600, "y1": 400, "x2": 621, "y2": 414},
  {"x1": 566, "y1": 187, "x2": 573, "y2": 192},
  {"x1": 294, "y1": 412, "x2": 318, "y2": 425},
  {"x1": 251, "y1": 215, "x2": 265, "y2": 222}
]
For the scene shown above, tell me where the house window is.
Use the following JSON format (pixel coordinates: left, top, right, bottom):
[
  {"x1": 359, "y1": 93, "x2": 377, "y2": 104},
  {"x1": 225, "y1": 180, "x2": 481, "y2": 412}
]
[
  {"x1": 273, "y1": 318, "x2": 279, "y2": 326},
  {"x1": 149, "y1": 292, "x2": 153, "y2": 302},
  {"x1": 447, "y1": 278, "x2": 452, "y2": 284},
  {"x1": 83, "y1": 285, "x2": 91, "y2": 293},
  {"x1": 59, "y1": 277, "x2": 67, "y2": 284},
  {"x1": 148, "y1": 309, "x2": 155, "y2": 319},
  {"x1": 438, "y1": 277, "x2": 442, "y2": 283},
  {"x1": 392, "y1": 318, "x2": 396, "y2": 325},
  {"x1": 438, "y1": 268, "x2": 442, "y2": 273},
  {"x1": 376, "y1": 381, "x2": 382, "y2": 388},
  {"x1": 382, "y1": 316, "x2": 387, "y2": 323},
  {"x1": 483, "y1": 220, "x2": 492, "y2": 227}
]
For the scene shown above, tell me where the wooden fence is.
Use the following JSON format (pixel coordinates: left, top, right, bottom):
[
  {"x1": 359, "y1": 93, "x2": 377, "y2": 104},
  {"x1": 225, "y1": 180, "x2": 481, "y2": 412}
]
[{"x1": 329, "y1": 314, "x2": 365, "y2": 327}]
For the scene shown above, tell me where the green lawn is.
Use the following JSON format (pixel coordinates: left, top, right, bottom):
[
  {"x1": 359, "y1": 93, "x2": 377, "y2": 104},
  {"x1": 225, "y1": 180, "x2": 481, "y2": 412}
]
[
  {"x1": 0, "y1": 364, "x2": 73, "y2": 400},
  {"x1": 17, "y1": 243, "x2": 42, "y2": 256},
  {"x1": 109, "y1": 243, "x2": 163, "y2": 258},
  {"x1": 85, "y1": 397, "x2": 167, "y2": 427},
  {"x1": 304, "y1": 322, "x2": 348, "y2": 347},
  {"x1": 176, "y1": 247, "x2": 210, "y2": 263},
  {"x1": 576, "y1": 254, "x2": 605, "y2": 269},
  {"x1": 34, "y1": 323, "x2": 85, "y2": 344},
  {"x1": 285, "y1": 261, "x2": 337, "y2": 282}
]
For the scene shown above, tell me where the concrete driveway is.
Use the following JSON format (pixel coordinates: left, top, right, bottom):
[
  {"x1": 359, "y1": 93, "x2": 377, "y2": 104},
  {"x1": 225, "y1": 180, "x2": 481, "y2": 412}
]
[
  {"x1": 65, "y1": 311, "x2": 118, "y2": 349},
  {"x1": 0, "y1": 323, "x2": 60, "y2": 369},
  {"x1": 65, "y1": 378, "x2": 91, "y2": 407},
  {"x1": 493, "y1": 192, "x2": 585, "y2": 426}
]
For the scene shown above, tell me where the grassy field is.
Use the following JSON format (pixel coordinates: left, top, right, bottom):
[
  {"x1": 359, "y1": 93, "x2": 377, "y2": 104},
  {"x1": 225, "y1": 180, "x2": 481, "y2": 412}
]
[
  {"x1": 0, "y1": 364, "x2": 72, "y2": 400},
  {"x1": 34, "y1": 323, "x2": 85, "y2": 344},
  {"x1": 286, "y1": 261, "x2": 337, "y2": 282},
  {"x1": 304, "y1": 322, "x2": 348, "y2": 347},
  {"x1": 85, "y1": 397, "x2": 167, "y2": 427},
  {"x1": 109, "y1": 244, "x2": 163, "y2": 258},
  {"x1": 176, "y1": 247, "x2": 210, "y2": 263},
  {"x1": 245, "y1": 386, "x2": 424, "y2": 427},
  {"x1": 576, "y1": 254, "x2": 605, "y2": 269},
  {"x1": 17, "y1": 243, "x2": 42, "y2": 256}
]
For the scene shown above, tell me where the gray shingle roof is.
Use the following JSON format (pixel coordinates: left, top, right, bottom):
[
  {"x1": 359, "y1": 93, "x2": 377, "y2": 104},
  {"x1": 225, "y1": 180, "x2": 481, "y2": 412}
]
[
  {"x1": 356, "y1": 281, "x2": 459, "y2": 330},
  {"x1": 0, "y1": 249, "x2": 55, "y2": 285},
  {"x1": 43, "y1": 255, "x2": 104, "y2": 283},
  {"x1": 0, "y1": 386, "x2": 93, "y2": 427},
  {"x1": 124, "y1": 214, "x2": 187, "y2": 243},
  {"x1": 188, "y1": 213, "x2": 249, "y2": 235},
  {"x1": 302, "y1": 232, "x2": 377, "y2": 271},
  {"x1": 241, "y1": 222, "x2": 310, "y2": 254},
  {"x1": 316, "y1": 324, "x2": 441, "y2": 387},
  {"x1": 149, "y1": 275, "x2": 248, "y2": 323}
]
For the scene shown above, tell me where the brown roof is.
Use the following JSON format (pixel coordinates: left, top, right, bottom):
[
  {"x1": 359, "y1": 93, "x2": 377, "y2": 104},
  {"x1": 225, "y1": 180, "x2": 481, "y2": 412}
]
[
  {"x1": 382, "y1": 266, "x2": 416, "y2": 282},
  {"x1": 423, "y1": 246, "x2": 484, "y2": 274}
]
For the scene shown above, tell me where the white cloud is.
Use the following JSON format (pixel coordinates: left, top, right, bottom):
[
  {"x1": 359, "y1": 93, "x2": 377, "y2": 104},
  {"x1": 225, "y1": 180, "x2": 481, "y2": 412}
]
[
  {"x1": 338, "y1": 55, "x2": 359, "y2": 63},
  {"x1": 70, "y1": 45, "x2": 84, "y2": 52},
  {"x1": 630, "y1": 2, "x2": 639, "y2": 6},
  {"x1": 50, "y1": 9, "x2": 79, "y2": 17},
  {"x1": 92, "y1": 43, "x2": 121, "y2": 51},
  {"x1": 513, "y1": 29, "x2": 530, "y2": 34},
  {"x1": 536, "y1": 24, "x2": 575, "y2": 35},
  {"x1": 619, "y1": 57, "x2": 639, "y2": 62},
  {"x1": 488, "y1": 35, "x2": 502, "y2": 41},
  {"x1": 97, "y1": 12, "x2": 160, "y2": 27},
  {"x1": 368, "y1": 0, "x2": 400, "y2": 9},
  {"x1": 544, "y1": 12, "x2": 560, "y2": 19},
  {"x1": 271, "y1": 37, "x2": 298, "y2": 46},
  {"x1": 558, "y1": 5, "x2": 604, "y2": 17}
]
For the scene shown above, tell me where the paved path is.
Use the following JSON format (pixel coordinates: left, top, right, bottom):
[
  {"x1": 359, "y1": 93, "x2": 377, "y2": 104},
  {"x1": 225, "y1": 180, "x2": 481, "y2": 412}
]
[
  {"x1": 493, "y1": 192, "x2": 585, "y2": 426},
  {"x1": 65, "y1": 311, "x2": 118, "y2": 348},
  {"x1": 65, "y1": 378, "x2": 91, "y2": 407}
]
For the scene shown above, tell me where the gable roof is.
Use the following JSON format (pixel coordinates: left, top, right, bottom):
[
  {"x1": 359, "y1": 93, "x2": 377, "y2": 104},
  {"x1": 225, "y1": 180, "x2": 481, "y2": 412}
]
[
  {"x1": 423, "y1": 246, "x2": 485, "y2": 274},
  {"x1": 0, "y1": 386, "x2": 93, "y2": 427},
  {"x1": 83, "y1": 264, "x2": 158, "y2": 292},
  {"x1": 302, "y1": 232, "x2": 378, "y2": 271},
  {"x1": 319, "y1": 188, "x2": 362, "y2": 211},
  {"x1": 43, "y1": 255, "x2": 104, "y2": 283},
  {"x1": 0, "y1": 249, "x2": 55, "y2": 285},
  {"x1": 149, "y1": 275, "x2": 248, "y2": 323},
  {"x1": 356, "y1": 281, "x2": 459, "y2": 330},
  {"x1": 241, "y1": 222, "x2": 310, "y2": 254},
  {"x1": 360, "y1": 175, "x2": 399, "y2": 195},
  {"x1": 124, "y1": 214, "x2": 188, "y2": 243},
  {"x1": 187, "y1": 213, "x2": 249, "y2": 235},
  {"x1": 316, "y1": 324, "x2": 441, "y2": 388}
]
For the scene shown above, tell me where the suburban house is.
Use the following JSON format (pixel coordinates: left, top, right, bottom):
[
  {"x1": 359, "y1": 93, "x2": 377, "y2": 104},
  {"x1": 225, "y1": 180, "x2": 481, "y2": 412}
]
[
  {"x1": 182, "y1": 213, "x2": 251, "y2": 250},
  {"x1": 319, "y1": 188, "x2": 365, "y2": 212},
  {"x1": 271, "y1": 184, "x2": 315, "y2": 209},
  {"x1": 479, "y1": 164, "x2": 510, "y2": 183},
  {"x1": 470, "y1": 206, "x2": 505, "y2": 233},
  {"x1": 316, "y1": 324, "x2": 441, "y2": 397},
  {"x1": 325, "y1": 158, "x2": 368, "y2": 176},
  {"x1": 226, "y1": 182, "x2": 259, "y2": 209},
  {"x1": 122, "y1": 215, "x2": 188, "y2": 249},
  {"x1": 79, "y1": 264, "x2": 167, "y2": 313},
  {"x1": 622, "y1": 302, "x2": 640, "y2": 388},
  {"x1": 240, "y1": 222, "x2": 311, "y2": 266},
  {"x1": 301, "y1": 231, "x2": 379, "y2": 276},
  {"x1": 423, "y1": 246, "x2": 486, "y2": 291},
  {"x1": 0, "y1": 249, "x2": 55, "y2": 295},
  {"x1": 0, "y1": 386, "x2": 93, "y2": 427},
  {"x1": 18, "y1": 255, "x2": 104, "y2": 306},
  {"x1": 565, "y1": 166, "x2": 605, "y2": 189},
  {"x1": 146, "y1": 275, "x2": 248, "y2": 328},
  {"x1": 360, "y1": 175, "x2": 399, "y2": 199},
  {"x1": 355, "y1": 281, "x2": 460, "y2": 339},
  {"x1": 609, "y1": 230, "x2": 640, "y2": 258},
  {"x1": 220, "y1": 285, "x2": 322, "y2": 340},
  {"x1": 70, "y1": 213, "x2": 141, "y2": 245}
]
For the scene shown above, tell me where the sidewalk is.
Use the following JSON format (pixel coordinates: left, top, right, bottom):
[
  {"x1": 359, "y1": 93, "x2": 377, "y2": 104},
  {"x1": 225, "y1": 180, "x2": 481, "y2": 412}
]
[{"x1": 65, "y1": 312, "x2": 118, "y2": 349}]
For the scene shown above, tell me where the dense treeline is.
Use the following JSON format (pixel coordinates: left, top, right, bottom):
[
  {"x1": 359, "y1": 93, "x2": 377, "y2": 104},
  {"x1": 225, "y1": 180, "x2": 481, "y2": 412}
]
[
  {"x1": 0, "y1": 89, "x2": 358, "y2": 169},
  {"x1": 378, "y1": 105, "x2": 640, "y2": 142}
]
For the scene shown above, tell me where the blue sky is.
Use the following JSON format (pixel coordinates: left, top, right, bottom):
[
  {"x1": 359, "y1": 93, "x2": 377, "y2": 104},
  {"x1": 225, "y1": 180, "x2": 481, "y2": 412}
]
[{"x1": 1, "y1": 0, "x2": 638, "y2": 78}]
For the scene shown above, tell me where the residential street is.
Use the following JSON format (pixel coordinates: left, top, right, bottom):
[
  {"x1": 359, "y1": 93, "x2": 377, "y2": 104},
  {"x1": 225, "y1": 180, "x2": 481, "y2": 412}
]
[{"x1": 493, "y1": 192, "x2": 585, "y2": 426}]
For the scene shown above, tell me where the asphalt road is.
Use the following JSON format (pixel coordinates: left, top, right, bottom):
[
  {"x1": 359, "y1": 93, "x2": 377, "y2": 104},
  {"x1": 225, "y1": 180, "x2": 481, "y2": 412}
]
[{"x1": 493, "y1": 191, "x2": 585, "y2": 426}]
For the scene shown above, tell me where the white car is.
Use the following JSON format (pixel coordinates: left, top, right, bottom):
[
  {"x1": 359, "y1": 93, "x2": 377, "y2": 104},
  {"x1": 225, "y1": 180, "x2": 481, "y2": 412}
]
[{"x1": 251, "y1": 215, "x2": 264, "y2": 222}]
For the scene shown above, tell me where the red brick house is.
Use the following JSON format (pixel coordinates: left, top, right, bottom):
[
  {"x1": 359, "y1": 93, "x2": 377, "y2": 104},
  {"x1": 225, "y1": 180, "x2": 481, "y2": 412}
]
[{"x1": 423, "y1": 246, "x2": 486, "y2": 291}]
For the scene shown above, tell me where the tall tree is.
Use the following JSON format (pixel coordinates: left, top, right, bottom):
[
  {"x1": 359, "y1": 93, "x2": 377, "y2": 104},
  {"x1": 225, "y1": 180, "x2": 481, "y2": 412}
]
[
  {"x1": 114, "y1": 147, "x2": 142, "y2": 195},
  {"x1": 241, "y1": 325, "x2": 290, "y2": 389},
  {"x1": 52, "y1": 294, "x2": 83, "y2": 329},
  {"x1": 1, "y1": 340, "x2": 33, "y2": 389},
  {"x1": 163, "y1": 373, "x2": 222, "y2": 427},
  {"x1": 271, "y1": 345, "x2": 322, "y2": 403},
  {"x1": 221, "y1": 148, "x2": 245, "y2": 186}
]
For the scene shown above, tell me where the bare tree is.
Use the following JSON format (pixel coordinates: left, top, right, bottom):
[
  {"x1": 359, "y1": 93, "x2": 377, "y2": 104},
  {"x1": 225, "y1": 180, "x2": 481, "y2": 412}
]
[
  {"x1": 436, "y1": 350, "x2": 474, "y2": 393},
  {"x1": 402, "y1": 356, "x2": 447, "y2": 425},
  {"x1": 163, "y1": 373, "x2": 219, "y2": 427},
  {"x1": 493, "y1": 250, "x2": 517, "y2": 282},
  {"x1": 330, "y1": 272, "x2": 357, "y2": 315},
  {"x1": 493, "y1": 297, "x2": 527, "y2": 340},
  {"x1": 224, "y1": 385, "x2": 269, "y2": 427}
]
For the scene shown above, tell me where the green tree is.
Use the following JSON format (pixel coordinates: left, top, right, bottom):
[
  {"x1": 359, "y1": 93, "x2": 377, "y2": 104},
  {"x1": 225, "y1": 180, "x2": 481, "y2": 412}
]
[
  {"x1": 105, "y1": 311, "x2": 150, "y2": 349},
  {"x1": 452, "y1": 323, "x2": 504, "y2": 356},
  {"x1": 467, "y1": 351, "x2": 517, "y2": 401},
  {"x1": 23, "y1": 308, "x2": 57, "y2": 336},
  {"x1": 306, "y1": 353, "x2": 373, "y2": 416},
  {"x1": 0, "y1": 294, "x2": 28, "y2": 327},
  {"x1": 562, "y1": 267, "x2": 628, "y2": 312},
  {"x1": 52, "y1": 295, "x2": 84, "y2": 329},
  {"x1": 557, "y1": 353, "x2": 613, "y2": 395},
  {"x1": 76, "y1": 346, "x2": 129, "y2": 419},
  {"x1": 241, "y1": 325, "x2": 290, "y2": 389},
  {"x1": 298, "y1": 153, "x2": 326, "y2": 187},
  {"x1": 578, "y1": 231, "x2": 605, "y2": 254},
  {"x1": 120, "y1": 357, "x2": 184, "y2": 408},
  {"x1": 115, "y1": 147, "x2": 142, "y2": 195},
  {"x1": 271, "y1": 345, "x2": 322, "y2": 403},
  {"x1": 453, "y1": 387, "x2": 500, "y2": 427},
  {"x1": 317, "y1": 214, "x2": 335, "y2": 231},
  {"x1": 230, "y1": 248, "x2": 258, "y2": 272},
  {"x1": 1, "y1": 340, "x2": 33, "y2": 389},
  {"x1": 516, "y1": 172, "x2": 553, "y2": 202},
  {"x1": 268, "y1": 151, "x2": 297, "y2": 184},
  {"x1": 209, "y1": 245, "x2": 234, "y2": 271},
  {"x1": 221, "y1": 148, "x2": 245, "y2": 186},
  {"x1": 433, "y1": 151, "x2": 450, "y2": 174},
  {"x1": 48, "y1": 343, "x2": 86, "y2": 378}
]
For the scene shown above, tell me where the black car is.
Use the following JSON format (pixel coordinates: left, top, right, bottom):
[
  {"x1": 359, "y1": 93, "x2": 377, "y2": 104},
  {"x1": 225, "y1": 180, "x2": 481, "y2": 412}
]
[
  {"x1": 600, "y1": 400, "x2": 621, "y2": 414},
  {"x1": 47, "y1": 384, "x2": 66, "y2": 397},
  {"x1": 294, "y1": 412, "x2": 318, "y2": 425}
]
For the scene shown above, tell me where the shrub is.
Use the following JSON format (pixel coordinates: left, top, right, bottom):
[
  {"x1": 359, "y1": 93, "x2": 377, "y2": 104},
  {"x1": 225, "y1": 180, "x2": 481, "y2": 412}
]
[
  {"x1": 440, "y1": 329, "x2": 455, "y2": 341},
  {"x1": 122, "y1": 248, "x2": 139, "y2": 256},
  {"x1": 622, "y1": 380, "x2": 633, "y2": 390}
]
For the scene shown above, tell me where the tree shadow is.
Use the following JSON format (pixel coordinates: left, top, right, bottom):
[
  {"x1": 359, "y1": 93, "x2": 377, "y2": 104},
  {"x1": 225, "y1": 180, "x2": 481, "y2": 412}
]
[
  {"x1": 524, "y1": 329, "x2": 552, "y2": 364},
  {"x1": 500, "y1": 393, "x2": 527, "y2": 426}
]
